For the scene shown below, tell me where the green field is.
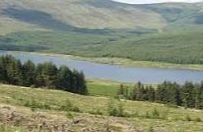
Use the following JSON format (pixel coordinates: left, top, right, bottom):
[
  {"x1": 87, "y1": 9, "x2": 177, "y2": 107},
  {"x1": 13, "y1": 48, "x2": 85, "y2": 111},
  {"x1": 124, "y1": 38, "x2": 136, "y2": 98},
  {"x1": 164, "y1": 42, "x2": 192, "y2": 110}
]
[
  {"x1": 87, "y1": 80, "x2": 135, "y2": 97},
  {"x1": 0, "y1": 84, "x2": 203, "y2": 131},
  {"x1": 87, "y1": 80, "x2": 120, "y2": 97}
]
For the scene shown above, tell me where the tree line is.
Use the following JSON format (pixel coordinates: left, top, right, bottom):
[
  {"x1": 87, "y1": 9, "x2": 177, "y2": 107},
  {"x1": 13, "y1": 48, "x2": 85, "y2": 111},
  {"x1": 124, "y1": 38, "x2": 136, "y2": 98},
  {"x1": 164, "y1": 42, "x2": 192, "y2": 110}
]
[
  {"x1": 0, "y1": 55, "x2": 87, "y2": 95},
  {"x1": 118, "y1": 81, "x2": 203, "y2": 109}
]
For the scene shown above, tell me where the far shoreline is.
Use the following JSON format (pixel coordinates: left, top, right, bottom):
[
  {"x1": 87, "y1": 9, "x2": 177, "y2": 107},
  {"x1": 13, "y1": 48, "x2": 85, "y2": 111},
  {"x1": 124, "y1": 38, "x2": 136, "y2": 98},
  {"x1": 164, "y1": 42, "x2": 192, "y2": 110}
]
[{"x1": 3, "y1": 50, "x2": 203, "y2": 71}]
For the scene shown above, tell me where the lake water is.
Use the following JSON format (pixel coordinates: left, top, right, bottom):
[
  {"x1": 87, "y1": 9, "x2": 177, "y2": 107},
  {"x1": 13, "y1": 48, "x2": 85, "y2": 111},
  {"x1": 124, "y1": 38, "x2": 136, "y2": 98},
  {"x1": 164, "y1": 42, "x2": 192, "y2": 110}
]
[{"x1": 0, "y1": 50, "x2": 203, "y2": 84}]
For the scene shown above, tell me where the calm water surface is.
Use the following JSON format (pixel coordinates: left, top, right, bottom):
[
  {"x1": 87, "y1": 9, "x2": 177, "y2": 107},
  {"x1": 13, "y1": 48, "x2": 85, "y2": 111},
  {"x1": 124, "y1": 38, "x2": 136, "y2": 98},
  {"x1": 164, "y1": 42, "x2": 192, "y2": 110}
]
[{"x1": 0, "y1": 51, "x2": 203, "y2": 84}]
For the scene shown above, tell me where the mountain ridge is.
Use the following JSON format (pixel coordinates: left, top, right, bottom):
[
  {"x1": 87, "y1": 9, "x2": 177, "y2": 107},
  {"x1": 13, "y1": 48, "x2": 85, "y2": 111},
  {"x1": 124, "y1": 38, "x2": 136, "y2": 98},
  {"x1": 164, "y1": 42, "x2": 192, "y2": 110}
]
[
  {"x1": 0, "y1": 0, "x2": 202, "y2": 32},
  {"x1": 112, "y1": 0, "x2": 203, "y2": 4}
]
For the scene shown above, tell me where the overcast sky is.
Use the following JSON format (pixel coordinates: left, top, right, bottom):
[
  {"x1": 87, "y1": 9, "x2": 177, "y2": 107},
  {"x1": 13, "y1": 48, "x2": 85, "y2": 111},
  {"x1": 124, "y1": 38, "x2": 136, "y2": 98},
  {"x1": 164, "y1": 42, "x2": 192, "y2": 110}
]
[{"x1": 112, "y1": 0, "x2": 203, "y2": 4}]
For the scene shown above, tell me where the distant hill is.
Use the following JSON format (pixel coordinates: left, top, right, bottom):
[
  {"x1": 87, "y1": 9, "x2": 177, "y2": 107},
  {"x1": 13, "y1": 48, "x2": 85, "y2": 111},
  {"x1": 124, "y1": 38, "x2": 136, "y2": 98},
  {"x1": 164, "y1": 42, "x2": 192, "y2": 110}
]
[
  {"x1": 0, "y1": 0, "x2": 203, "y2": 32},
  {"x1": 0, "y1": 0, "x2": 203, "y2": 64}
]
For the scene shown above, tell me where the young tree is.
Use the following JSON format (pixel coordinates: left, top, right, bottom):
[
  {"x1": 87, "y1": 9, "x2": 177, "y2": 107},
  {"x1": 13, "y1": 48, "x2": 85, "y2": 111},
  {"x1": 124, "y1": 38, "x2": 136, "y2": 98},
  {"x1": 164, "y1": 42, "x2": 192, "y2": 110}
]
[{"x1": 117, "y1": 84, "x2": 125, "y2": 95}]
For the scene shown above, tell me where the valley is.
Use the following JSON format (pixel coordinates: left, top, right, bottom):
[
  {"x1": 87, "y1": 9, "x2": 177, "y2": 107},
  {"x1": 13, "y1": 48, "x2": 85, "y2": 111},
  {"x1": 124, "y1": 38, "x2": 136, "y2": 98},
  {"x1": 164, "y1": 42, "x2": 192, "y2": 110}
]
[{"x1": 0, "y1": 0, "x2": 203, "y2": 131}]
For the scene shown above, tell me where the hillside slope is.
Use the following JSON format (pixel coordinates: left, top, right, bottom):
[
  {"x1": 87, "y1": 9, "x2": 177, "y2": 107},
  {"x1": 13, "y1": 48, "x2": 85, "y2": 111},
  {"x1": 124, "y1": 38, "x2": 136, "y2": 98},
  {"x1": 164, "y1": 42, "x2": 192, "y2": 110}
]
[
  {"x1": 0, "y1": 0, "x2": 166, "y2": 32},
  {"x1": 0, "y1": 0, "x2": 203, "y2": 31},
  {"x1": 0, "y1": 84, "x2": 203, "y2": 131},
  {"x1": 0, "y1": 0, "x2": 203, "y2": 64}
]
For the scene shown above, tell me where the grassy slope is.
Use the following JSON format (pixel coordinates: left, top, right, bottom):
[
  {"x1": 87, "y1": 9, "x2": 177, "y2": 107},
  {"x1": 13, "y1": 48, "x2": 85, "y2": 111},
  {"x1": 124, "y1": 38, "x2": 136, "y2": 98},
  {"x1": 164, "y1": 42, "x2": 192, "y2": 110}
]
[
  {"x1": 0, "y1": 84, "x2": 203, "y2": 131},
  {"x1": 1, "y1": 27, "x2": 203, "y2": 64},
  {"x1": 0, "y1": 0, "x2": 165, "y2": 30}
]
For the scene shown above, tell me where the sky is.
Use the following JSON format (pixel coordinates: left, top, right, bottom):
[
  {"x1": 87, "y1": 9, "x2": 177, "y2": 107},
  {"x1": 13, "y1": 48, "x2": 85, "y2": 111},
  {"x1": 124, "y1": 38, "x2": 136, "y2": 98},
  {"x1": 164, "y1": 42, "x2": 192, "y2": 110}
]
[{"x1": 112, "y1": 0, "x2": 203, "y2": 4}]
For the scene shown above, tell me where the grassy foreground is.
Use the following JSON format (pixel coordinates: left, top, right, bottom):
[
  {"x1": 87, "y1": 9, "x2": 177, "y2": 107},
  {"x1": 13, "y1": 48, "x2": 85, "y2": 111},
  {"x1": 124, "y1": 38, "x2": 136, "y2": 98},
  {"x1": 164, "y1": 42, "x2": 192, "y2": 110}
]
[{"x1": 0, "y1": 84, "x2": 203, "y2": 132}]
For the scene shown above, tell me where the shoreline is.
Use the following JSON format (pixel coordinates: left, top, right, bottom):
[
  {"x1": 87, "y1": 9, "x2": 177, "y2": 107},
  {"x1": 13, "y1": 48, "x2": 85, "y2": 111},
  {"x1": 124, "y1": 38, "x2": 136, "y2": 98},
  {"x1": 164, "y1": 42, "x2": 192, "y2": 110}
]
[{"x1": 6, "y1": 50, "x2": 203, "y2": 71}]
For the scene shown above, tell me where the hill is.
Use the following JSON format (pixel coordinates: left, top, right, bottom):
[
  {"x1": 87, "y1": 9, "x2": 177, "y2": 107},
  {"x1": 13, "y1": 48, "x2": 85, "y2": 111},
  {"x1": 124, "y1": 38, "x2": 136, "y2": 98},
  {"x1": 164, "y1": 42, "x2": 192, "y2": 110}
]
[
  {"x1": 0, "y1": 84, "x2": 203, "y2": 131},
  {"x1": 0, "y1": 0, "x2": 203, "y2": 64},
  {"x1": 0, "y1": 0, "x2": 203, "y2": 32}
]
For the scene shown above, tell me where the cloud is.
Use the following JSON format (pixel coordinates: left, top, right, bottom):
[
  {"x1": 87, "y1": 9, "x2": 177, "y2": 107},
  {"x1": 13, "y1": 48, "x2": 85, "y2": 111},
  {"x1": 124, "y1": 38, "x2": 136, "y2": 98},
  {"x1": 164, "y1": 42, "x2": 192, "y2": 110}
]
[{"x1": 112, "y1": 0, "x2": 203, "y2": 4}]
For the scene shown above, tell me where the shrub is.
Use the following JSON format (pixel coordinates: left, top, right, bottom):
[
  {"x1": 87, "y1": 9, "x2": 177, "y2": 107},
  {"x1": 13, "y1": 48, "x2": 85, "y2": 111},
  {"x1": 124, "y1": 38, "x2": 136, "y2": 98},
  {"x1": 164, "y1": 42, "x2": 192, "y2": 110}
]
[
  {"x1": 89, "y1": 109, "x2": 103, "y2": 115},
  {"x1": 145, "y1": 112, "x2": 150, "y2": 118},
  {"x1": 59, "y1": 99, "x2": 81, "y2": 112},
  {"x1": 59, "y1": 99, "x2": 73, "y2": 111},
  {"x1": 195, "y1": 117, "x2": 202, "y2": 122},
  {"x1": 132, "y1": 111, "x2": 139, "y2": 117},
  {"x1": 148, "y1": 126, "x2": 154, "y2": 132},
  {"x1": 66, "y1": 112, "x2": 74, "y2": 119},
  {"x1": 72, "y1": 106, "x2": 81, "y2": 112},
  {"x1": 107, "y1": 100, "x2": 125, "y2": 117},
  {"x1": 24, "y1": 99, "x2": 51, "y2": 110},
  {"x1": 151, "y1": 108, "x2": 160, "y2": 118},
  {"x1": 185, "y1": 115, "x2": 192, "y2": 121},
  {"x1": 108, "y1": 107, "x2": 119, "y2": 116}
]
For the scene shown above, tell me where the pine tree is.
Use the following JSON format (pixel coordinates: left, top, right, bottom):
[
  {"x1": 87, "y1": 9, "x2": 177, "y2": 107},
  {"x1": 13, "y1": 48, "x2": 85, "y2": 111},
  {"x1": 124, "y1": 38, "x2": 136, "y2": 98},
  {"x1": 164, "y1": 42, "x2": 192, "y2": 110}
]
[
  {"x1": 131, "y1": 86, "x2": 137, "y2": 100},
  {"x1": 166, "y1": 82, "x2": 181, "y2": 105},
  {"x1": 35, "y1": 64, "x2": 45, "y2": 87},
  {"x1": 41, "y1": 62, "x2": 58, "y2": 88},
  {"x1": 155, "y1": 84, "x2": 166, "y2": 103},
  {"x1": 0, "y1": 57, "x2": 6, "y2": 82},
  {"x1": 147, "y1": 86, "x2": 155, "y2": 102},
  {"x1": 57, "y1": 65, "x2": 72, "y2": 91},
  {"x1": 200, "y1": 82, "x2": 203, "y2": 109},
  {"x1": 22, "y1": 60, "x2": 36, "y2": 86},
  {"x1": 77, "y1": 72, "x2": 87, "y2": 95},
  {"x1": 118, "y1": 84, "x2": 124, "y2": 95},
  {"x1": 182, "y1": 82, "x2": 196, "y2": 108},
  {"x1": 123, "y1": 86, "x2": 129, "y2": 99},
  {"x1": 135, "y1": 82, "x2": 145, "y2": 101},
  {"x1": 195, "y1": 83, "x2": 203, "y2": 109},
  {"x1": 0, "y1": 55, "x2": 88, "y2": 95},
  {"x1": 6, "y1": 59, "x2": 23, "y2": 85}
]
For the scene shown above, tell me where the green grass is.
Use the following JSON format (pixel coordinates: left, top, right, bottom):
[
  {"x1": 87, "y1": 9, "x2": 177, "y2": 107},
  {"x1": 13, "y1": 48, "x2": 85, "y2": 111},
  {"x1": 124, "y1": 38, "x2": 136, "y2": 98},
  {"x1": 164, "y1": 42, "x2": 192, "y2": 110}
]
[
  {"x1": 87, "y1": 80, "x2": 128, "y2": 97},
  {"x1": 0, "y1": 84, "x2": 203, "y2": 131},
  {"x1": 0, "y1": 125, "x2": 27, "y2": 132}
]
